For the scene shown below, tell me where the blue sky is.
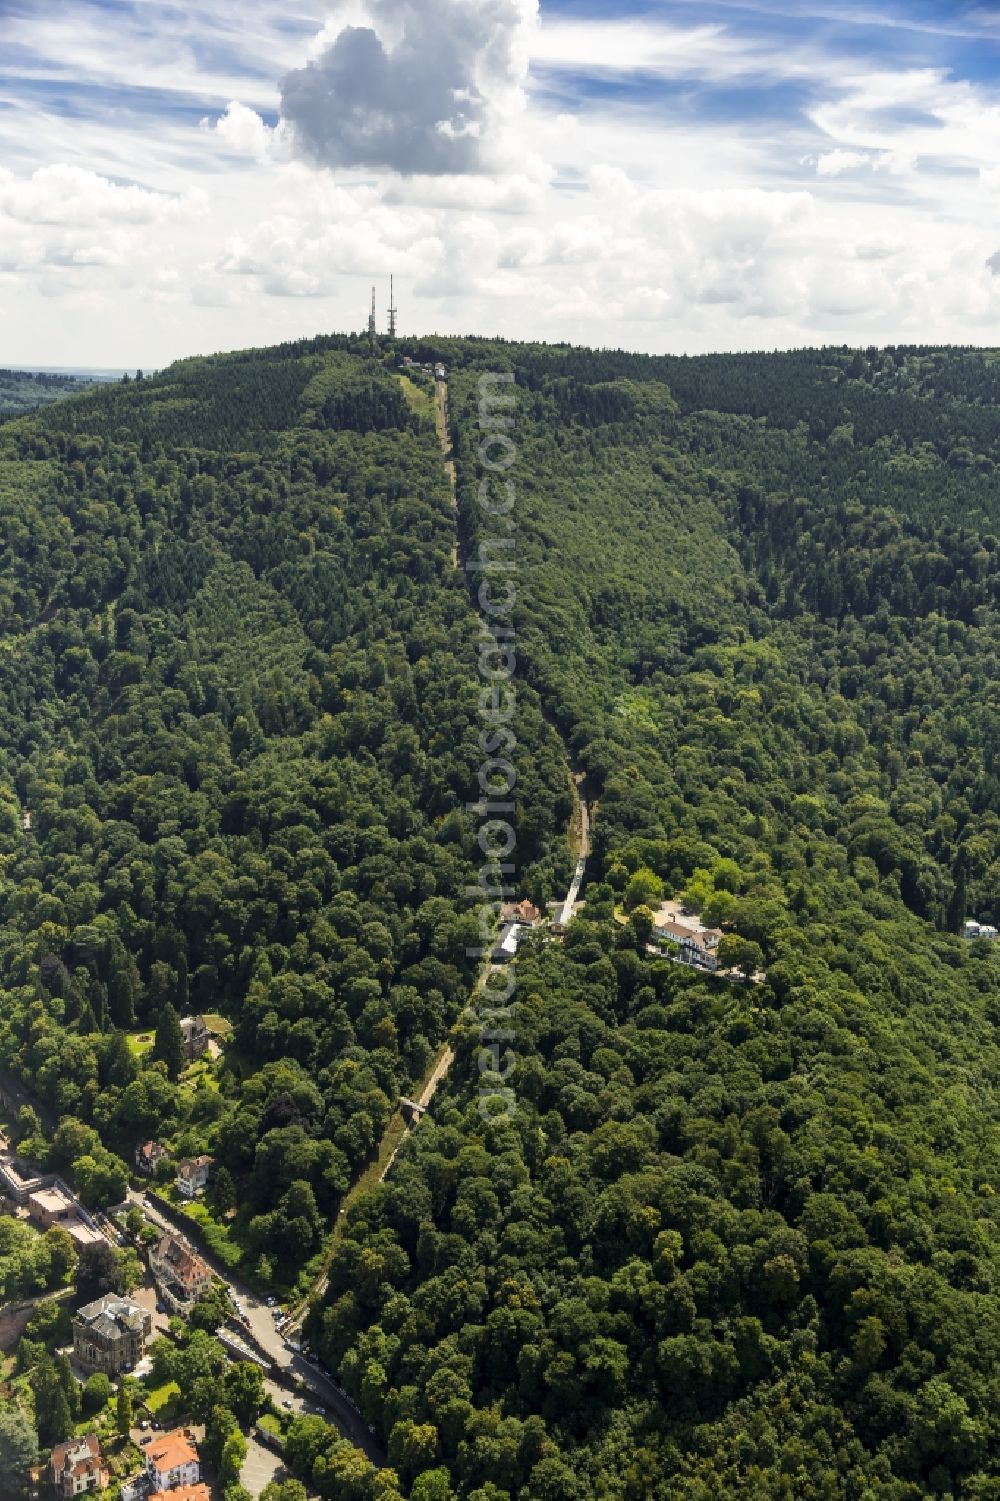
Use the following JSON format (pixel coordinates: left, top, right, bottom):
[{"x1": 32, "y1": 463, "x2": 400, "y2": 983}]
[{"x1": 3, "y1": 0, "x2": 1000, "y2": 363}]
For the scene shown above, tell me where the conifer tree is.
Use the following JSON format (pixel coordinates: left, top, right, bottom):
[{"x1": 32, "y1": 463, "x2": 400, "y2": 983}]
[{"x1": 152, "y1": 1002, "x2": 185, "y2": 1081}]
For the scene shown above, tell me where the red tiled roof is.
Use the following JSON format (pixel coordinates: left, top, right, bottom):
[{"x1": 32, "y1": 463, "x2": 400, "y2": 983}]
[{"x1": 146, "y1": 1429, "x2": 198, "y2": 1472}]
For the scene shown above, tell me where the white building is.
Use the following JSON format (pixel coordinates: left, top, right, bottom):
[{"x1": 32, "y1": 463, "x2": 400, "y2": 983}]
[
  {"x1": 494, "y1": 922, "x2": 522, "y2": 961},
  {"x1": 175, "y1": 1155, "x2": 212, "y2": 1198},
  {"x1": 145, "y1": 1430, "x2": 201, "y2": 1492},
  {"x1": 654, "y1": 920, "x2": 723, "y2": 972}
]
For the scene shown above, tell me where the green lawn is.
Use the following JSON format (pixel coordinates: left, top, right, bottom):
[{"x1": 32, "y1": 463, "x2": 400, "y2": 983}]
[
  {"x1": 397, "y1": 373, "x2": 434, "y2": 417},
  {"x1": 166, "y1": 1195, "x2": 244, "y2": 1271},
  {"x1": 143, "y1": 1379, "x2": 180, "y2": 1415},
  {"x1": 179, "y1": 1057, "x2": 219, "y2": 1092}
]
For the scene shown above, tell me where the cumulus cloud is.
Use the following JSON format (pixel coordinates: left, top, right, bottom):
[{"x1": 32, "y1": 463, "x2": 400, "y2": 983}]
[
  {"x1": 0, "y1": 163, "x2": 206, "y2": 301},
  {"x1": 0, "y1": 164, "x2": 203, "y2": 226},
  {"x1": 211, "y1": 177, "x2": 444, "y2": 298},
  {"x1": 279, "y1": 0, "x2": 537, "y2": 175},
  {"x1": 203, "y1": 101, "x2": 277, "y2": 161}
]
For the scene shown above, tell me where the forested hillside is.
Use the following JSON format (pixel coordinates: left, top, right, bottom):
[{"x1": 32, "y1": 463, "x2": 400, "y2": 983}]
[
  {"x1": 0, "y1": 369, "x2": 92, "y2": 417},
  {"x1": 305, "y1": 341, "x2": 1000, "y2": 1500},
  {"x1": 2, "y1": 338, "x2": 1000, "y2": 1497},
  {"x1": 0, "y1": 342, "x2": 570, "y2": 1281}
]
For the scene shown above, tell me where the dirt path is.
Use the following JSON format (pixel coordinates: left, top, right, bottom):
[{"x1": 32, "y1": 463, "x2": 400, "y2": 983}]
[
  {"x1": 435, "y1": 376, "x2": 459, "y2": 568},
  {"x1": 285, "y1": 1034, "x2": 463, "y2": 1332},
  {"x1": 289, "y1": 375, "x2": 592, "y2": 1339}
]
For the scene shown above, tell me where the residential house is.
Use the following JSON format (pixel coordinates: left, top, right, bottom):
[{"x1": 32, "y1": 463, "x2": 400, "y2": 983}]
[
  {"x1": 965, "y1": 920, "x2": 998, "y2": 941},
  {"x1": 72, "y1": 1294, "x2": 151, "y2": 1375},
  {"x1": 145, "y1": 1430, "x2": 201, "y2": 1493},
  {"x1": 135, "y1": 1140, "x2": 168, "y2": 1176},
  {"x1": 501, "y1": 899, "x2": 543, "y2": 927},
  {"x1": 50, "y1": 1434, "x2": 109, "y2": 1497},
  {"x1": 175, "y1": 1155, "x2": 212, "y2": 1198},
  {"x1": 161, "y1": 1489, "x2": 210, "y2": 1501},
  {"x1": 655, "y1": 921, "x2": 722, "y2": 972},
  {"x1": 179, "y1": 1015, "x2": 210, "y2": 1062},
  {"x1": 149, "y1": 1232, "x2": 213, "y2": 1315}
]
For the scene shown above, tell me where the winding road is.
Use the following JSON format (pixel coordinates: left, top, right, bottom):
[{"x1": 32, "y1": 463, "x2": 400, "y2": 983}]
[{"x1": 128, "y1": 1188, "x2": 386, "y2": 1464}]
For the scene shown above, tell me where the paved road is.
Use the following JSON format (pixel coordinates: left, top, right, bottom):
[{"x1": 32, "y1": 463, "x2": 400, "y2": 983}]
[
  {"x1": 242, "y1": 1433, "x2": 286, "y2": 1498},
  {"x1": 558, "y1": 784, "x2": 590, "y2": 927},
  {"x1": 129, "y1": 1189, "x2": 385, "y2": 1465},
  {"x1": 0, "y1": 1067, "x2": 56, "y2": 1133}
]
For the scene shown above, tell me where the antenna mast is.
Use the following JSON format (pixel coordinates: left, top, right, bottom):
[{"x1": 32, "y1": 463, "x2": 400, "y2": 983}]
[
  {"x1": 368, "y1": 286, "x2": 378, "y2": 351},
  {"x1": 387, "y1": 275, "x2": 398, "y2": 339}
]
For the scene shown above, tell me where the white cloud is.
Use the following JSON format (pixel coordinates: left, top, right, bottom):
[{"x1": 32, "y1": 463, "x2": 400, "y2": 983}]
[
  {"x1": 0, "y1": 1, "x2": 298, "y2": 113},
  {"x1": 816, "y1": 149, "x2": 871, "y2": 176},
  {"x1": 204, "y1": 102, "x2": 278, "y2": 162},
  {"x1": 6, "y1": 0, "x2": 1000, "y2": 364},
  {"x1": 210, "y1": 177, "x2": 445, "y2": 298},
  {"x1": 810, "y1": 66, "x2": 1000, "y2": 178},
  {"x1": 279, "y1": 0, "x2": 539, "y2": 175},
  {"x1": 530, "y1": 18, "x2": 757, "y2": 81},
  {"x1": 0, "y1": 163, "x2": 207, "y2": 319},
  {"x1": 0, "y1": 164, "x2": 204, "y2": 228},
  {"x1": 853, "y1": 235, "x2": 903, "y2": 261}
]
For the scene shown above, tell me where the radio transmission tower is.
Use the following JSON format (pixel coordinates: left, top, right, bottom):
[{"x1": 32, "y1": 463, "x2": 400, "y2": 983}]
[
  {"x1": 367, "y1": 286, "x2": 378, "y2": 350},
  {"x1": 387, "y1": 275, "x2": 398, "y2": 339}
]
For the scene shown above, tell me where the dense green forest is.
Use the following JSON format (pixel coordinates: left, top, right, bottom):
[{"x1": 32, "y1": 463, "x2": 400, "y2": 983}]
[
  {"x1": 0, "y1": 343, "x2": 571, "y2": 1283},
  {"x1": 2, "y1": 337, "x2": 1000, "y2": 1497},
  {"x1": 0, "y1": 369, "x2": 93, "y2": 418}
]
